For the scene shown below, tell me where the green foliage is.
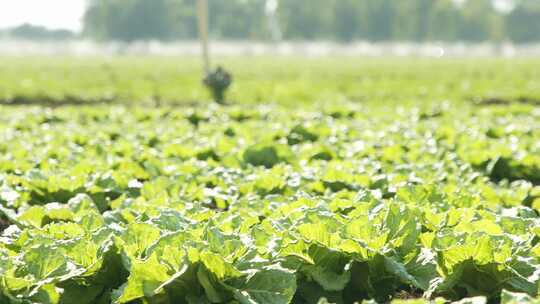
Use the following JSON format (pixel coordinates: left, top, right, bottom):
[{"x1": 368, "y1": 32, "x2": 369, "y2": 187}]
[
  {"x1": 1, "y1": 57, "x2": 540, "y2": 107},
  {"x1": 243, "y1": 145, "x2": 281, "y2": 168},
  {"x1": 0, "y1": 90, "x2": 539, "y2": 303}
]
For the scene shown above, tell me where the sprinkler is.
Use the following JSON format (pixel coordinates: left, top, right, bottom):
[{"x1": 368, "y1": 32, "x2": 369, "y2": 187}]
[
  {"x1": 196, "y1": 0, "x2": 233, "y2": 105},
  {"x1": 203, "y1": 66, "x2": 232, "y2": 104}
]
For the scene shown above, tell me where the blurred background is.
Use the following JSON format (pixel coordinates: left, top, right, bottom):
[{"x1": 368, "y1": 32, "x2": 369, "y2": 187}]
[
  {"x1": 0, "y1": 0, "x2": 540, "y2": 56},
  {"x1": 1, "y1": 0, "x2": 539, "y2": 106}
]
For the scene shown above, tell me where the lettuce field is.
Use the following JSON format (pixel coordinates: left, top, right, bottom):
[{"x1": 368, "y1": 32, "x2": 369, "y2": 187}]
[{"x1": 0, "y1": 57, "x2": 540, "y2": 304}]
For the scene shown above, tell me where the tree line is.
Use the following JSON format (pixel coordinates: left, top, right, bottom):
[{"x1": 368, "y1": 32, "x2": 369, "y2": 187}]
[
  {"x1": 0, "y1": 24, "x2": 75, "y2": 41},
  {"x1": 81, "y1": 0, "x2": 540, "y2": 43}
]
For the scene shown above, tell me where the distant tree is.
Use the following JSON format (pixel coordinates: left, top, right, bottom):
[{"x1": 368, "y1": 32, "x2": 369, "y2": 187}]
[
  {"x1": 167, "y1": 0, "x2": 198, "y2": 39},
  {"x1": 279, "y1": 0, "x2": 335, "y2": 40},
  {"x1": 506, "y1": 0, "x2": 540, "y2": 43},
  {"x1": 365, "y1": 0, "x2": 395, "y2": 41},
  {"x1": 84, "y1": 0, "x2": 183, "y2": 41},
  {"x1": 208, "y1": 0, "x2": 266, "y2": 39},
  {"x1": 458, "y1": 0, "x2": 496, "y2": 42},
  {"x1": 427, "y1": 0, "x2": 464, "y2": 41},
  {"x1": 7, "y1": 24, "x2": 75, "y2": 40},
  {"x1": 333, "y1": 0, "x2": 362, "y2": 42}
]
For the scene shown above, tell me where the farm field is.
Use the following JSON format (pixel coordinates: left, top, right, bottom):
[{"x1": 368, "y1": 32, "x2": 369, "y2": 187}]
[
  {"x1": 0, "y1": 57, "x2": 540, "y2": 304},
  {"x1": 1, "y1": 56, "x2": 540, "y2": 106}
]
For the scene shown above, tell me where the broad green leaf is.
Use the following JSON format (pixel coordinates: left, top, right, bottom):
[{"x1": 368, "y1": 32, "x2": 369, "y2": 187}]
[
  {"x1": 232, "y1": 266, "x2": 296, "y2": 304},
  {"x1": 112, "y1": 254, "x2": 170, "y2": 304}
]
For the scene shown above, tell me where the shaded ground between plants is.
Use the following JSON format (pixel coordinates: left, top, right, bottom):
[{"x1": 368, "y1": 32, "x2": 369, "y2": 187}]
[{"x1": 474, "y1": 96, "x2": 540, "y2": 106}]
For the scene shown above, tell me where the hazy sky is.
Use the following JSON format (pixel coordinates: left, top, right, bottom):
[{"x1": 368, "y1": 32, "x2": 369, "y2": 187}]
[{"x1": 0, "y1": 0, "x2": 86, "y2": 31}]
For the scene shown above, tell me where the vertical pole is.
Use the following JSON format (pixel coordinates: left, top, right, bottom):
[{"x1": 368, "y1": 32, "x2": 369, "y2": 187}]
[
  {"x1": 196, "y1": 0, "x2": 210, "y2": 74},
  {"x1": 265, "y1": 0, "x2": 281, "y2": 41}
]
